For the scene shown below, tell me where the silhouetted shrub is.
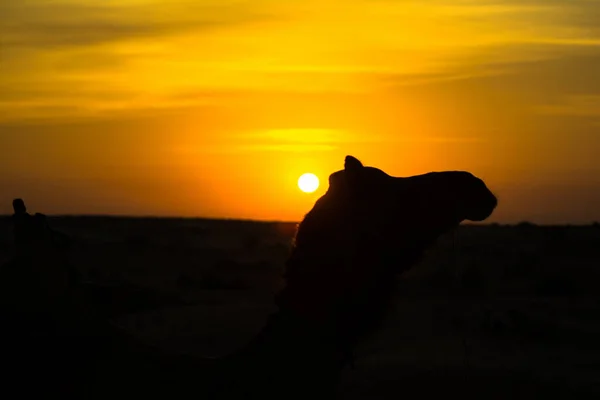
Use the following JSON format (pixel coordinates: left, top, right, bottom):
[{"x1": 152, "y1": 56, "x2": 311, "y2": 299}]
[{"x1": 517, "y1": 221, "x2": 536, "y2": 229}]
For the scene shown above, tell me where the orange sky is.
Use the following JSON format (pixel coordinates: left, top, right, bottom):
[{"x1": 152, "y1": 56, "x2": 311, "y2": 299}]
[{"x1": 1, "y1": 0, "x2": 599, "y2": 224}]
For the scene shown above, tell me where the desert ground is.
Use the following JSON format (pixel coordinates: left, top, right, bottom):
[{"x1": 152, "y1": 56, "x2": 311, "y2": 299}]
[{"x1": 1, "y1": 217, "x2": 599, "y2": 398}]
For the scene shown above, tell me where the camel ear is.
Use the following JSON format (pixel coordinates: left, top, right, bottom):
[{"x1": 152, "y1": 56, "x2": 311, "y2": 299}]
[
  {"x1": 344, "y1": 155, "x2": 364, "y2": 185},
  {"x1": 327, "y1": 156, "x2": 364, "y2": 195},
  {"x1": 344, "y1": 155, "x2": 363, "y2": 172}
]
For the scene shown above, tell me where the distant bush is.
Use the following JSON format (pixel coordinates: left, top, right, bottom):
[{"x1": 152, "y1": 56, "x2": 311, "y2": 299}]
[{"x1": 517, "y1": 221, "x2": 536, "y2": 229}]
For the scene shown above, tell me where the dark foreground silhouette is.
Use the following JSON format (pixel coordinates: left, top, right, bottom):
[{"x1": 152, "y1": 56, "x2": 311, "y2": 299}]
[{"x1": 1, "y1": 155, "x2": 498, "y2": 399}]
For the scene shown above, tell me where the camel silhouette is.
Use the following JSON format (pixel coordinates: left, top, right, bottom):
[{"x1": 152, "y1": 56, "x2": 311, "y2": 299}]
[{"x1": 1, "y1": 155, "x2": 497, "y2": 399}]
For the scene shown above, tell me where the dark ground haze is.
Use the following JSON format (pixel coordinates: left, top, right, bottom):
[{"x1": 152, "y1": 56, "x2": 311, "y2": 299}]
[{"x1": 1, "y1": 217, "x2": 599, "y2": 398}]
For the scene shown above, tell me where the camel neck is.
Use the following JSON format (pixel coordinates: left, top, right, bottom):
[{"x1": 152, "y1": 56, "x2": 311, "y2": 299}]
[{"x1": 215, "y1": 240, "x2": 404, "y2": 398}]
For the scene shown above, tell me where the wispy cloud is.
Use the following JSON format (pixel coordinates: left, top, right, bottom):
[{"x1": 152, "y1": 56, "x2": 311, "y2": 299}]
[
  {"x1": 2, "y1": 0, "x2": 599, "y2": 121},
  {"x1": 196, "y1": 129, "x2": 487, "y2": 155},
  {"x1": 413, "y1": 136, "x2": 487, "y2": 143},
  {"x1": 536, "y1": 95, "x2": 600, "y2": 117},
  {"x1": 216, "y1": 128, "x2": 371, "y2": 153},
  {"x1": 215, "y1": 144, "x2": 338, "y2": 153},
  {"x1": 0, "y1": 1, "x2": 279, "y2": 49},
  {"x1": 235, "y1": 129, "x2": 354, "y2": 144}
]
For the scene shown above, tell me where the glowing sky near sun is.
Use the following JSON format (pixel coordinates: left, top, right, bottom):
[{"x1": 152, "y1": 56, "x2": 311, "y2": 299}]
[{"x1": 1, "y1": 0, "x2": 599, "y2": 223}]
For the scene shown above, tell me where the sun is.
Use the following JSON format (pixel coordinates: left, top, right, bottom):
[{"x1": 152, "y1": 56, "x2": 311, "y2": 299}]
[{"x1": 298, "y1": 173, "x2": 320, "y2": 193}]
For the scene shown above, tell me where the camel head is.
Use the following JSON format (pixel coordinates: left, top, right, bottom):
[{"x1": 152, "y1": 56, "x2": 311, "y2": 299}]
[
  {"x1": 279, "y1": 155, "x2": 497, "y2": 343},
  {"x1": 292, "y1": 155, "x2": 497, "y2": 261},
  {"x1": 330, "y1": 155, "x2": 496, "y2": 225}
]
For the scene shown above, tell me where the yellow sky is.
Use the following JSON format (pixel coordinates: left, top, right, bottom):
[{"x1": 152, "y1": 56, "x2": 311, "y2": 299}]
[{"x1": 1, "y1": 0, "x2": 599, "y2": 223}]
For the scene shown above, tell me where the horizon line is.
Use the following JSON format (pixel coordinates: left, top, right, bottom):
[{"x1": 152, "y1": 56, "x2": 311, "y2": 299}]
[{"x1": 1, "y1": 214, "x2": 598, "y2": 227}]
